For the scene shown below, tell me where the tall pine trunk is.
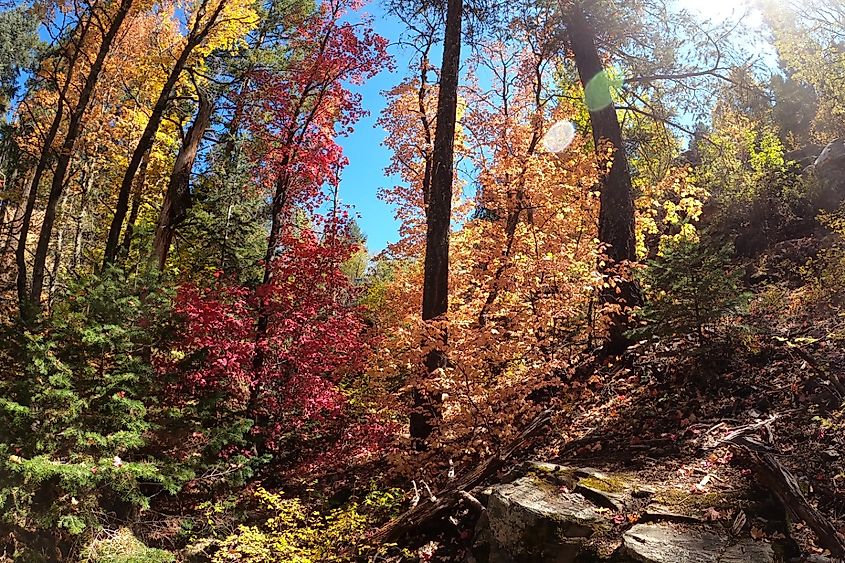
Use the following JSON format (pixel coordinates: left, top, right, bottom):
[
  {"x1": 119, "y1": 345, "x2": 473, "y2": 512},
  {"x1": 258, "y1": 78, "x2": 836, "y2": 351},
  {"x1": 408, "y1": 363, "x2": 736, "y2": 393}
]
[
  {"x1": 568, "y1": 4, "x2": 640, "y2": 353},
  {"x1": 152, "y1": 91, "x2": 213, "y2": 269},
  {"x1": 412, "y1": 0, "x2": 463, "y2": 449}
]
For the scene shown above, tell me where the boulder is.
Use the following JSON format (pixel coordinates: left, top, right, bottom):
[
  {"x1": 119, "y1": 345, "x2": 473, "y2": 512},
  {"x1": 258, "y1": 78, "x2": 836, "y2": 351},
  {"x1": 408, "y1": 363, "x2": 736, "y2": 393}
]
[
  {"x1": 486, "y1": 475, "x2": 610, "y2": 563},
  {"x1": 814, "y1": 138, "x2": 845, "y2": 183},
  {"x1": 785, "y1": 143, "x2": 823, "y2": 169},
  {"x1": 623, "y1": 522, "x2": 774, "y2": 563},
  {"x1": 813, "y1": 138, "x2": 845, "y2": 210}
]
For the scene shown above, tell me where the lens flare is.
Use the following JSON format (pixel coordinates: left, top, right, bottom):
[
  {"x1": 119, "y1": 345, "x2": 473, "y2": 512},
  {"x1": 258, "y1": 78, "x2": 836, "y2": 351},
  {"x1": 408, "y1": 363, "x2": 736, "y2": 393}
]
[
  {"x1": 542, "y1": 120, "x2": 576, "y2": 154},
  {"x1": 584, "y1": 69, "x2": 623, "y2": 112}
]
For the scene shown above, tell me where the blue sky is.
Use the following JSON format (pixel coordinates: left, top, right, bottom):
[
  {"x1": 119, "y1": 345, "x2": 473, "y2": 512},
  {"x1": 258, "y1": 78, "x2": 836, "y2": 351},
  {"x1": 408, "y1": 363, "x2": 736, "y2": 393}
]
[{"x1": 336, "y1": 3, "x2": 409, "y2": 254}]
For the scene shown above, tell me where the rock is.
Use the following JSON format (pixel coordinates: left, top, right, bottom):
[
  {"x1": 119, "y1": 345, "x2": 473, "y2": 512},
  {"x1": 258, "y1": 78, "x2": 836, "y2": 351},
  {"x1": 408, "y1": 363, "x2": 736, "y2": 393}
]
[
  {"x1": 575, "y1": 467, "x2": 610, "y2": 480},
  {"x1": 813, "y1": 138, "x2": 845, "y2": 210},
  {"x1": 814, "y1": 138, "x2": 845, "y2": 183},
  {"x1": 785, "y1": 144, "x2": 823, "y2": 169},
  {"x1": 575, "y1": 483, "x2": 626, "y2": 512},
  {"x1": 469, "y1": 510, "x2": 492, "y2": 563},
  {"x1": 526, "y1": 460, "x2": 568, "y2": 474},
  {"x1": 641, "y1": 503, "x2": 703, "y2": 524},
  {"x1": 623, "y1": 522, "x2": 775, "y2": 563},
  {"x1": 524, "y1": 461, "x2": 577, "y2": 488},
  {"x1": 486, "y1": 475, "x2": 610, "y2": 562}
]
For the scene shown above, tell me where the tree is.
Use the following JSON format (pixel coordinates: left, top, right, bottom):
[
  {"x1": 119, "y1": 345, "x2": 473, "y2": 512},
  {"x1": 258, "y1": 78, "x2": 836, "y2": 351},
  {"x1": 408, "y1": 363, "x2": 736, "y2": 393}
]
[
  {"x1": 152, "y1": 87, "x2": 214, "y2": 269},
  {"x1": 237, "y1": 0, "x2": 388, "y2": 451},
  {"x1": 15, "y1": 8, "x2": 94, "y2": 320},
  {"x1": 170, "y1": 227, "x2": 374, "y2": 462},
  {"x1": 0, "y1": 5, "x2": 40, "y2": 275},
  {"x1": 383, "y1": 0, "x2": 464, "y2": 449},
  {"x1": 535, "y1": 0, "x2": 749, "y2": 351},
  {"x1": 391, "y1": 0, "x2": 463, "y2": 448},
  {"x1": 566, "y1": 3, "x2": 640, "y2": 352},
  {"x1": 0, "y1": 6, "x2": 39, "y2": 114},
  {"x1": 26, "y1": 0, "x2": 136, "y2": 319},
  {"x1": 763, "y1": 0, "x2": 845, "y2": 141},
  {"x1": 372, "y1": 21, "x2": 602, "y2": 460},
  {"x1": 102, "y1": 0, "x2": 257, "y2": 265},
  {"x1": 147, "y1": 0, "x2": 312, "y2": 275}
]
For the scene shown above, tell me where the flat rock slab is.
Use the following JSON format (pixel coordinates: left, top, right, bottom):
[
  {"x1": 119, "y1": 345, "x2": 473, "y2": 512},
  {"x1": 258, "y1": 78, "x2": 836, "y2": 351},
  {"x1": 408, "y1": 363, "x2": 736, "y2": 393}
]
[
  {"x1": 641, "y1": 502, "x2": 703, "y2": 524},
  {"x1": 623, "y1": 522, "x2": 774, "y2": 563},
  {"x1": 487, "y1": 475, "x2": 610, "y2": 562}
]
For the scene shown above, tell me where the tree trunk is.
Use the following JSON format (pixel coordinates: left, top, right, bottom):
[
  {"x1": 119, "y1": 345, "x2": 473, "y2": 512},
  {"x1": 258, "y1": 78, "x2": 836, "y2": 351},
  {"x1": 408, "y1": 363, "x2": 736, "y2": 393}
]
[
  {"x1": 120, "y1": 150, "x2": 150, "y2": 256},
  {"x1": 2, "y1": 169, "x2": 32, "y2": 277},
  {"x1": 0, "y1": 168, "x2": 20, "y2": 250},
  {"x1": 48, "y1": 216, "x2": 65, "y2": 307},
  {"x1": 102, "y1": 0, "x2": 226, "y2": 266},
  {"x1": 71, "y1": 168, "x2": 93, "y2": 273},
  {"x1": 246, "y1": 173, "x2": 290, "y2": 452},
  {"x1": 152, "y1": 90, "x2": 213, "y2": 269},
  {"x1": 254, "y1": 172, "x2": 289, "y2": 360},
  {"x1": 567, "y1": 4, "x2": 641, "y2": 353},
  {"x1": 15, "y1": 19, "x2": 92, "y2": 320},
  {"x1": 28, "y1": 0, "x2": 134, "y2": 313},
  {"x1": 413, "y1": 0, "x2": 463, "y2": 449}
]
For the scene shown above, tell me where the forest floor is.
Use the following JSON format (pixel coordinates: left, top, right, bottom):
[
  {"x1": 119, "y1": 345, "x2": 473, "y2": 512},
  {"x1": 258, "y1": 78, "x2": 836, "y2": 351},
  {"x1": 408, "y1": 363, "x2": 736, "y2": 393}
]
[{"x1": 401, "y1": 235, "x2": 845, "y2": 561}]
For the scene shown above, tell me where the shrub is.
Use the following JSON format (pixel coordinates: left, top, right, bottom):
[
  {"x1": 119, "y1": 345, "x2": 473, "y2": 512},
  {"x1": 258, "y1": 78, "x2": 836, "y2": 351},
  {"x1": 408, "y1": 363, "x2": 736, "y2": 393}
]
[
  {"x1": 0, "y1": 269, "x2": 256, "y2": 559},
  {"x1": 82, "y1": 528, "x2": 175, "y2": 563},
  {"x1": 630, "y1": 238, "x2": 750, "y2": 346},
  {"x1": 206, "y1": 486, "x2": 403, "y2": 562}
]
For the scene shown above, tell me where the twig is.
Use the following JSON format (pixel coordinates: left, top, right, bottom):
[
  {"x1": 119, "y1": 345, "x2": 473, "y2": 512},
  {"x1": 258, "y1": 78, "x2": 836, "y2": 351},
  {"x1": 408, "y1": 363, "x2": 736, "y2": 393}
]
[{"x1": 713, "y1": 415, "x2": 778, "y2": 448}]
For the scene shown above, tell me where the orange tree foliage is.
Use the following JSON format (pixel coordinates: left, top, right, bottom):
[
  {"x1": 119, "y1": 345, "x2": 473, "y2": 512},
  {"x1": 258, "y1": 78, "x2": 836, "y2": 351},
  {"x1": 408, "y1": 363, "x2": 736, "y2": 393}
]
[{"x1": 371, "y1": 30, "x2": 601, "y2": 473}]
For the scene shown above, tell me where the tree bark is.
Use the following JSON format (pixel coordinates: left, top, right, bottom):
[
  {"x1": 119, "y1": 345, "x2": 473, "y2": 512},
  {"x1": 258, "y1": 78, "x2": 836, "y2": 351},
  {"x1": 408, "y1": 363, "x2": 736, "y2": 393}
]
[
  {"x1": 567, "y1": 4, "x2": 641, "y2": 353},
  {"x1": 120, "y1": 150, "x2": 149, "y2": 256},
  {"x1": 28, "y1": 0, "x2": 134, "y2": 313},
  {"x1": 152, "y1": 90, "x2": 213, "y2": 269},
  {"x1": 15, "y1": 18, "x2": 92, "y2": 320},
  {"x1": 254, "y1": 171, "x2": 289, "y2": 362},
  {"x1": 413, "y1": 0, "x2": 463, "y2": 449},
  {"x1": 102, "y1": 0, "x2": 227, "y2": 266},
  {"x1": 2, "y1": 169, "x2": 32, "y2": 277},
  {"x1": 1, "y1": 168, "x2": 20, "y2": 250},
  {"x1": 47, "y1": 213, "x2": 65, "y2": 306},
  {"x1": 71, "y1": 167, "x2": 93, "y2": 273}
]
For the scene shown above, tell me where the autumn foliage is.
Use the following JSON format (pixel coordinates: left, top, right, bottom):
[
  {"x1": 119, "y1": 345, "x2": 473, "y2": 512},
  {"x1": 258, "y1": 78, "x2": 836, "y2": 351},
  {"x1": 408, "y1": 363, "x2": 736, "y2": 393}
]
[
  {"x1": 166, "y1": 225, "x2": 382, "y2": 463},
  {"x1": 4, "y1": 0, "x2": 841, "y2": 559}
]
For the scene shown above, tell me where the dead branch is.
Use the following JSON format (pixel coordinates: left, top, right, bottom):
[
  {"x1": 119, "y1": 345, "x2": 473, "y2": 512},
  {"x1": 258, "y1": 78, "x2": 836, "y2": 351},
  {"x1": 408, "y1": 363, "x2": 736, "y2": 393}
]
[
  {"x1": 718, "y1": 419, "x2": 845, "y2": 559},
  {"x1": 789, "y1": 346, "x2": 845, "y2": 399},
  {"x1": 366, "y1": 408, "x2": 552, "y2": 547}
]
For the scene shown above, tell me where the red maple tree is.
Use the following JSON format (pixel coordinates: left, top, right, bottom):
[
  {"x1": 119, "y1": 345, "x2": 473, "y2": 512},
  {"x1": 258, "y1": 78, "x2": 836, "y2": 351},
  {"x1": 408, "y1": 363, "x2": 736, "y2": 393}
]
[{"x1": 159, "y1": 0, "x2": 394, "y2": 470}]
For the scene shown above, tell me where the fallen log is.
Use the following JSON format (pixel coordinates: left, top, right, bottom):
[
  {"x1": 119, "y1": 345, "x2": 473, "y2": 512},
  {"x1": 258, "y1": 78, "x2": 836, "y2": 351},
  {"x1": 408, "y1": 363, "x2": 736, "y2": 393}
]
[
  {"x1": 777, "y1": 338, "x2": 845, "y2": 399},
  {"x1": 367, "y1": 408, "x2": 552, "y2": 546},
  {"x1": 720, "y1": 424, "x2": 845, "y2": 559}
]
